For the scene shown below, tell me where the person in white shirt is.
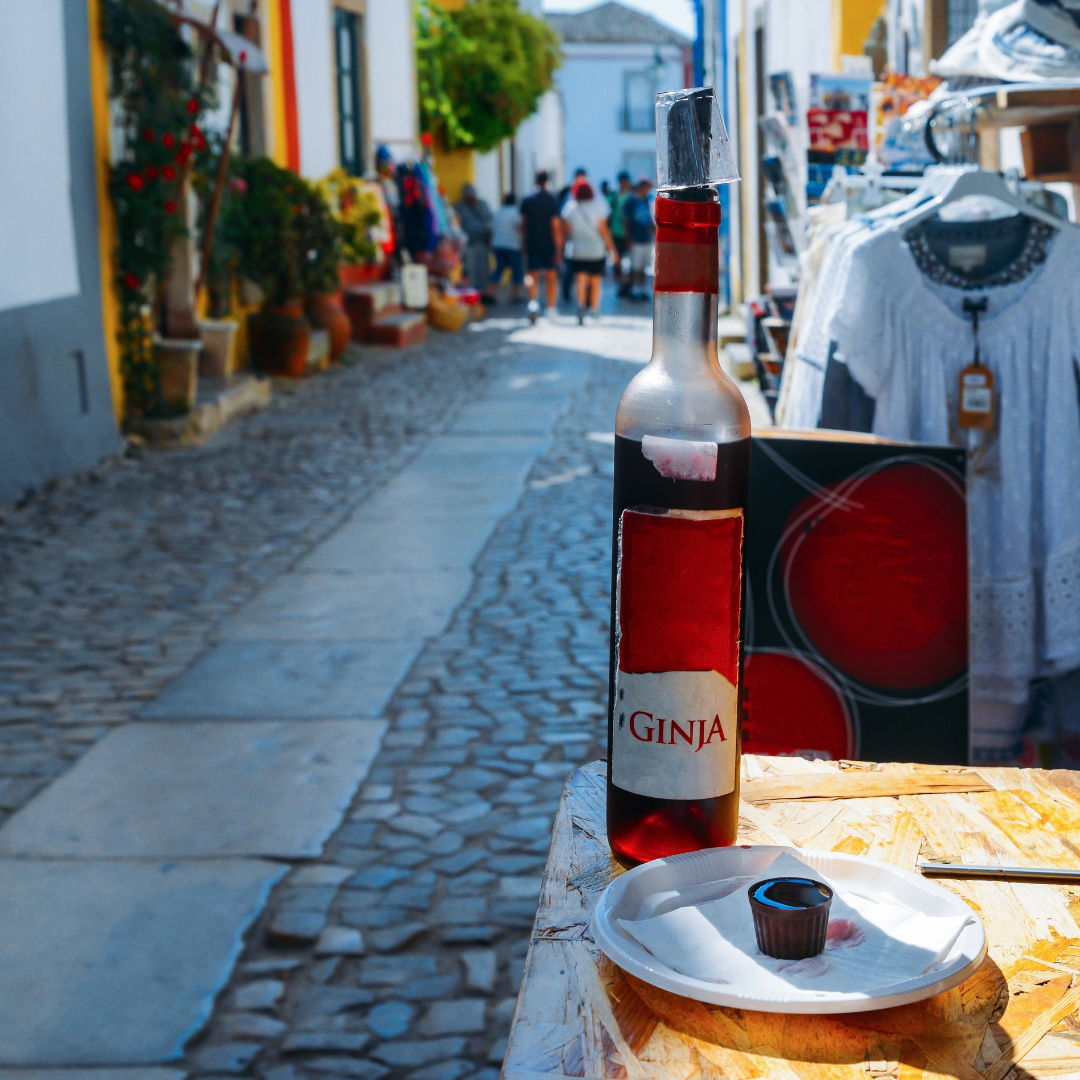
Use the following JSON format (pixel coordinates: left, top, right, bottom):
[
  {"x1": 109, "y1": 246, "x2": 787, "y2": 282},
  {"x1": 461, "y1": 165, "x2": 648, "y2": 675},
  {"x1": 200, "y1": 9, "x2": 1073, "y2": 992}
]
[
  {"x1": 489, "y1": 193, "x2": 524, "y2": 304},
  {"x1": 560, "y1": 181, "x2": 618, "y2": 323}
]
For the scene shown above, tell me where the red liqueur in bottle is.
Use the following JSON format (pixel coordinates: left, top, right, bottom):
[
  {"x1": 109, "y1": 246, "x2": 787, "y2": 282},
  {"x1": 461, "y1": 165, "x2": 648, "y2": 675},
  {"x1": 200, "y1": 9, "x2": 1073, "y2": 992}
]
[{"x1": 607, "y1": 88, "x2": 748, "y2": 867}]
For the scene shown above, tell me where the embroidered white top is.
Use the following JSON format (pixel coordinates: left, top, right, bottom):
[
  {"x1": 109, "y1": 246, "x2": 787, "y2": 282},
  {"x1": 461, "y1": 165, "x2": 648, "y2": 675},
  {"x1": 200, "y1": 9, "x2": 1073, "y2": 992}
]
[{"x1": 827, "y1": 221, "x2": 1080, "y2": 707}]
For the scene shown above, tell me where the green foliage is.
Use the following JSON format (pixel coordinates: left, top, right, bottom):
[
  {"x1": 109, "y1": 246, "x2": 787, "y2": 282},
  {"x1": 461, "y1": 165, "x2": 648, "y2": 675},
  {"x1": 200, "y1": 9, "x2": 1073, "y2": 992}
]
[
  {"x1": 297, "y1": 182, "x2": 344, "y2": 298},
  {"x1": 222, "y1": 157, "x2": 342, "y2": 306},
  {"x1": 102, "y1": 0, "x2": 216, "y2": 416},
  {"x1": 318, "y1": 169, "x2": 383, "y2": 267},
  {"x1": 416, "y1": 0, "x2": 561, "y2": 154}
]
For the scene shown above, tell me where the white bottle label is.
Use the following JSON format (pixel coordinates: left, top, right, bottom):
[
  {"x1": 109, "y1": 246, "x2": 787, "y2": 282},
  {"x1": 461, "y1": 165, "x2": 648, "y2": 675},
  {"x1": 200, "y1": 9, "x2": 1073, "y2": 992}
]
[
  {"x1": 612, "y1": 507, "x2": 743, "y2": 801},
  {"x1": 612, "y1": 669, "x2": 738, "y2": 800}
]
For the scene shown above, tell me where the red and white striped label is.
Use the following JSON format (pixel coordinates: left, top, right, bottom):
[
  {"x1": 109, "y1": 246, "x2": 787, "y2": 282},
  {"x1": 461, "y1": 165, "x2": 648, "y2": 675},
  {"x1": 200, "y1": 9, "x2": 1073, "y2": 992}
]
[{"x1": 613, "y1": 507, "x2": 743, "y2": 801}]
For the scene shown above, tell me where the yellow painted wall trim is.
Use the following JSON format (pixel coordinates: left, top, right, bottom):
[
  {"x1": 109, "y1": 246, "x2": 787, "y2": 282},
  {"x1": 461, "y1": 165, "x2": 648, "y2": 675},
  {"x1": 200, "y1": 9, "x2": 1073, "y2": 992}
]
[
  {"x1": 87, "y1": 0, "x2": 124, "y2": 423},
  {"x1": 267, "y1": 0, "x2": 288, "y2": 166},
  {"x1": 431, "y1": 140, "x2": 474, "y2": 205},
  {"x1": 833, "y1": 0, "x2": 886, "y2": 71}
]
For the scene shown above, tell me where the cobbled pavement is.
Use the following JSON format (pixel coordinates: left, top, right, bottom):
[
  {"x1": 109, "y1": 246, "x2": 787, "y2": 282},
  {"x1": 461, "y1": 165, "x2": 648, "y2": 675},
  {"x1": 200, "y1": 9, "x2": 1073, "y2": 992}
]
[{"x1": 0, "y1": 322, "x2": 631, "y2": 1080}]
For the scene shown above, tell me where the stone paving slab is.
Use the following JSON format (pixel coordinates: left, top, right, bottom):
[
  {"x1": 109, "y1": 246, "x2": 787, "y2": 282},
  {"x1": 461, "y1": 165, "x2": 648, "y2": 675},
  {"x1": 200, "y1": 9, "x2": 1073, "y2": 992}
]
[
  {"x1": 0, "y1": 720, "x2": 386, "y2": 858},
  {"x1": 143, "y1": 641, "x2": 419, "y2": 719},
  {"x1": 447, "y1": 397, "x2": 567, "y2": 436},
  {"x1": 299, "y1": 515, "x2": 497, "y2": 574},
  {"x1": 215, "y1": 572, "x2": 473, "y2": 643},
  {"x1": 0, "y1": 859, "x2": 286, "y2": 1065},
  {"x1": 0, "y1": 1071, "x2": 184, "y2": 1080}
]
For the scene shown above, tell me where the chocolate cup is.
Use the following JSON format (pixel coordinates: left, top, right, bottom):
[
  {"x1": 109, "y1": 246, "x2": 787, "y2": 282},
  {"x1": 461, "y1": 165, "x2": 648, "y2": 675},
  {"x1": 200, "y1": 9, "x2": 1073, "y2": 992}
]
[{"x1": 748, "y1": 876, "x2": 834, "y2": 960}]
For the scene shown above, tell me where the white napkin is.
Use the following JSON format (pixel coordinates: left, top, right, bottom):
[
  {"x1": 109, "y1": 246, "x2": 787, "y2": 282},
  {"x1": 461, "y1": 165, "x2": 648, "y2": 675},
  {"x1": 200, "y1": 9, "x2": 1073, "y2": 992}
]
[{"x1": 619, "y1": 853, "x2": 973, "y2": 995}]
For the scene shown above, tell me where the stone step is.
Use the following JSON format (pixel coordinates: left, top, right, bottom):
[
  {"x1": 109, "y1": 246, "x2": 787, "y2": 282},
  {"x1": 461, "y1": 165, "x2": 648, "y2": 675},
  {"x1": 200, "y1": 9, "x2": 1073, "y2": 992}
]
[
  {"x1": 364, "y1": 311, "x2": 428, "y2": 348},
  {"x1": 344, "y1": 282, "x2": 404, "y2": 337},
  {"x1": 126, "y1": 374, "x2": 272, "y2": 447},
  {"x1": 306, "y1": 329, "x2": 331, "y2": 375}
]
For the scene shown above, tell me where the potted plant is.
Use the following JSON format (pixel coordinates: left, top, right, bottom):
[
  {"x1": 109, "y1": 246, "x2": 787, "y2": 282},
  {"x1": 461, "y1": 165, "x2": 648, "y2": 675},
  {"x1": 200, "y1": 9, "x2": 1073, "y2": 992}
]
[
  {"x1": 299, "y1": 181, "x2": 350, "y2": 360},
  {"x1": 193, "y1": 131, "x2": 240, "y2": 379},
  {"x1": 102, "y1": 0, "x2": 217, "y2": 417},
  {"x1": 320, "y1": 168, "x2": 386, "y2": 290},
  {"x1": 221, "y1": 157, "x2": 311, "y2": 377}
]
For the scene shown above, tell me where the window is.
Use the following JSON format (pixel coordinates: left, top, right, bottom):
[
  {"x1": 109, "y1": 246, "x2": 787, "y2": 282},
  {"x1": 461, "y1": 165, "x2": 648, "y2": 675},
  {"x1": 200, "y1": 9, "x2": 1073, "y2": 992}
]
[
  {"x1": 623, "y1": 71, "x2": 656, "y2": 132},
  {"x1": 335, "y1": 9, "x2": 365, "y2": 175},
  {"x1": 947, "y1": 0, "x2": 979, "y2": 46},
  {"x1": 235, "y1": 13, "x2": 266, "y2": 158}
]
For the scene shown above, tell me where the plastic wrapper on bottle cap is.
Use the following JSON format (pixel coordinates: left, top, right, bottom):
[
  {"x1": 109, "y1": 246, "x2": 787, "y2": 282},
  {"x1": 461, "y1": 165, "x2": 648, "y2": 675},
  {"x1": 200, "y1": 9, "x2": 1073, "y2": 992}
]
[{"x1": 656, "y1": 87, "x2": 740, "y2": 191}]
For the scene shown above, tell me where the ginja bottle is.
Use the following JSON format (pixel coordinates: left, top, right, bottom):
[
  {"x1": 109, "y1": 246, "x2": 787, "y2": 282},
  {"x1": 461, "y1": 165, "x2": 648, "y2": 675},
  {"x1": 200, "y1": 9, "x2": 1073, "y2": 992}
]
[{"x1": 607, "y1": 88, "x2": 750, "y2": 867}]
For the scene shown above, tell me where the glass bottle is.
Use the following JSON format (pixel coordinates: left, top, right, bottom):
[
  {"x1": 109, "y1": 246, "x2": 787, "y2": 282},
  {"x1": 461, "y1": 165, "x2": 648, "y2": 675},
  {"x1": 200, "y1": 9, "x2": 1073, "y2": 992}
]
[{"x1": 607, "y1": 88, "x2": 749, "y2": 867}]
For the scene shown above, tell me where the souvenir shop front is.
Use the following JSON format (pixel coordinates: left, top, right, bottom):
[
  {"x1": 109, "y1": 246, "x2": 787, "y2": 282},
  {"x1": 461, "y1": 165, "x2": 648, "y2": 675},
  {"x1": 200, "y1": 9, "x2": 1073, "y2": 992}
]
[{"x1": 744, "y1": 5, "x2": 1080, "y2": 768}]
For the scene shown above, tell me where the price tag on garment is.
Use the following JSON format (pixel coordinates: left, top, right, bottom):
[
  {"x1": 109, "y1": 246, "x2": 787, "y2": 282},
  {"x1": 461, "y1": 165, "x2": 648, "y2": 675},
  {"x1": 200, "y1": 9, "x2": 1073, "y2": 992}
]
[{"x1": 958, "y1": 364, "x2": 994, "y2": 430}]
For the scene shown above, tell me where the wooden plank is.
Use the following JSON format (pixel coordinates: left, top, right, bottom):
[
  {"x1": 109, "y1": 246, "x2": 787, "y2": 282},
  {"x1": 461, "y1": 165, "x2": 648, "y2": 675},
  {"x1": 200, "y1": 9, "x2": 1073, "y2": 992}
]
[
  {"x1": 505, "y1": 760, "x2": 1080, "y2": 1080},
  {"x1": 742, "y1": 771, "x2": 993, "y2": 803}
]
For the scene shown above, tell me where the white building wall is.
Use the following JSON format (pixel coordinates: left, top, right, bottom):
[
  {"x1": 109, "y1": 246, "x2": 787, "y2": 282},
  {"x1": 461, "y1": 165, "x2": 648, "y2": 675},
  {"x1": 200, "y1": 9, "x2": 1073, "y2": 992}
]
[
  {"x1": 292, "y1": 0, "x2": 338, "y2": 179},
  {"x1": 366, "y1": 0, "x2": 418, "y2": 163},
  {"x1": 555, "y1": 42, "x2": 688, "y2": 188},
  {"x1": 764, "y1": 0, "x2": 833, "y2": 120},
  {"x1": 515, "y1": 90, "x2": 564, "y2": 193}
]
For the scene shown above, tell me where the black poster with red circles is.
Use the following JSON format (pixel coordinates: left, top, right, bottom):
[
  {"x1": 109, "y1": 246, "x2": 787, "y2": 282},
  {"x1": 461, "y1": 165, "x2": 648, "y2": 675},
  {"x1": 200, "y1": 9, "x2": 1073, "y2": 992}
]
[{"x1": 744, "y1": 432, "x2": 968, "y2": 766}]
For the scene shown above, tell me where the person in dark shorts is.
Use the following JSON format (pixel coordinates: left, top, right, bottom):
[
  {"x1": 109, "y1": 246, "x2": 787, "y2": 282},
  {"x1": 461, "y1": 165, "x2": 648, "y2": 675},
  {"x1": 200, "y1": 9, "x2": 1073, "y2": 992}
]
[
  {"x1": 520, "y1": 171, "x2": 561, "y2": 321},
  {"x1": 560, "y1": 181, "x2": 617, "y2": 324}
]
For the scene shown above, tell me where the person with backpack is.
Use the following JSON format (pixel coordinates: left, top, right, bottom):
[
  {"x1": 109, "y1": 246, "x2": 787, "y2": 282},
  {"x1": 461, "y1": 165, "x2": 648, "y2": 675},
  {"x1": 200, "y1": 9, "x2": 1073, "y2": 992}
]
[{"x1": 622, "y1": 176, "x2": 655, "y2": 301}]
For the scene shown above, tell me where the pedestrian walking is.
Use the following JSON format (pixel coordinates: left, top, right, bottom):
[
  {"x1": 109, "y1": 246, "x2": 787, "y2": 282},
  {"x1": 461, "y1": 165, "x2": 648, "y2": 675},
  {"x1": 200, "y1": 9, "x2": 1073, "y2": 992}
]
[
  {"x1": 559, "y1": 170, "x2": 589, "y2": 304},
  {"x1": 608, "y1": 172, "x2": 633, "y2": 295},
  {"x1": 454, "y1": 183, "x2": 495, "y2": 302},
  {"x1": 622, "y1": 176, "x2": 655, "y2": 301},
  {"x1": 520, "y1": 171, "x2": 561, "y2": 322},
  {"x1": 560, "y1": 181, "x2": 618, "y2": 324},
  {"x1": 489, "y1": 193, "x2": 524, "y2": 304}
]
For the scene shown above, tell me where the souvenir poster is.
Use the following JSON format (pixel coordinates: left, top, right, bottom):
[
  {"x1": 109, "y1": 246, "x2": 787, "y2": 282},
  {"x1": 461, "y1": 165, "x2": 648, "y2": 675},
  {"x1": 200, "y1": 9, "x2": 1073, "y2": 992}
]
[
  {"x1": 808, "y1": 74, "x2": 871, "y2": 157},
  {"x1": 743, "y1": 432, "x2": 969, "y2": 765}
]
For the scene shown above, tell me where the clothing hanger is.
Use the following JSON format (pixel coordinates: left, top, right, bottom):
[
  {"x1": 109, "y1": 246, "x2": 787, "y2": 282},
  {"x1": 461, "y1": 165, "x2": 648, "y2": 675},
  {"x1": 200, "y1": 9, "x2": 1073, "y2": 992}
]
[{"x1": 897, "y1": 165, "x2": 1067, "y2": 233}]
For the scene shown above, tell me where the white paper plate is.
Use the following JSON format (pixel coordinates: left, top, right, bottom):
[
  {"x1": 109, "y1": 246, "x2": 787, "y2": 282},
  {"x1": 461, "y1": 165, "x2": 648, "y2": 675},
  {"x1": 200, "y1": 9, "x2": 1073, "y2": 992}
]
[{"x1": 591, "y1": 845, "x2": 986, "y2": 1013}]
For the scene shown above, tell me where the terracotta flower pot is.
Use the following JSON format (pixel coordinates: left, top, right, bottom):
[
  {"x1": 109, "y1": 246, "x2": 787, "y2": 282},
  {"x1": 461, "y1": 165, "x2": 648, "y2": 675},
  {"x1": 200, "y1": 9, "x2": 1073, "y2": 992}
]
[
  {"x1": 339, "y1": 262, "x2": 385, "y2": 289},
  {"x1": 197, "y1": 318, "x2": 238, "y2": 379},
  {"x1": 154, "y1": 337, "x2": 202, "y2": 414},
  {"x1": 248, "y1": 306, "x2": 310, "y2": 378},
  {"x1": 305, "y1": 294, "x2": 351, "y2": 360}
]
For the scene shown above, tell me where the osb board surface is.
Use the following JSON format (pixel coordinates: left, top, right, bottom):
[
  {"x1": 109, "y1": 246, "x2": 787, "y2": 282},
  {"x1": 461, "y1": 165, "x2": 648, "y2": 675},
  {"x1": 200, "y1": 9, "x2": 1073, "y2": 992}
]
[{"x1": 503, "y1": 756, "x2": 1080, "y2": 1080}]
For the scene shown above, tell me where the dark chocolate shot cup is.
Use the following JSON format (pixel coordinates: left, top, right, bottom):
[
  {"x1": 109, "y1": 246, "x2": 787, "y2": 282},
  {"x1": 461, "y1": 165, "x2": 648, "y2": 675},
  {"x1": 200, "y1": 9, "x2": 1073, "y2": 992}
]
[{"x1": 748, "y1": 876, "x2": 834, "y2": 960}]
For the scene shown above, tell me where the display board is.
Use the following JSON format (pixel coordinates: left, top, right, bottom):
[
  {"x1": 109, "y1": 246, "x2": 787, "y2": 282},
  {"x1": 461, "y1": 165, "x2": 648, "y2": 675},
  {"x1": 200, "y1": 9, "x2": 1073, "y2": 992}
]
[{"x1": 744, "y1": 432, "x2": 969, "y2": 765}]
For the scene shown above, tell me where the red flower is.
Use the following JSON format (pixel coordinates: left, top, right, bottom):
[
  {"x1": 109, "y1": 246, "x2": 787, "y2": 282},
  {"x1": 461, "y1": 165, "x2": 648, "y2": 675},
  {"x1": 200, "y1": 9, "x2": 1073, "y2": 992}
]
[
  {"x1": 189, "y1": 123, "x2": 201, "y2": 138},
  {"x1": 123, "y1": 272, "x2": 140, "y2": 290},
  {"x1": 162, "y1": 164, "x2": 177, "y2": 181},
  {"x1": 175, "y1": 147, "x2": 192, "y2": 165},
  {"x1": 126, "y1": 173, "x2": 145, "y2": 191},
  {"x1": 141, "y1": 127, "x2": 154, "y2": 142},
  {"x1": 421, "y1": 131, "x2": 433, "y2": 147},
  {"x1": 228, "y1": 177, "x2": 247, "y2": 193},
  {"x1": 164, "y1": 200, "x2": 177, "y2": 214},
  {"x1": 162, "y1": 133, "x2": 175, "y2": 149},
  {"x1": 193, "y1": 132, "x2": 207, "y2": 150},
  {"x1": 145, "y1": 165, "x2": 158, "y2": 180},
  {"x1": 186, "y1": 97, "x2": 198, "y2": 115}
]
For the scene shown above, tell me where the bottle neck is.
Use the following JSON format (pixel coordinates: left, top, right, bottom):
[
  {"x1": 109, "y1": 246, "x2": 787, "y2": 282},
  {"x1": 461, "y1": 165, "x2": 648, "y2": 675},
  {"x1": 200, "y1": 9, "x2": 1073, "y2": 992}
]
[{"x1": 652, "y1": 292, "x2": 719, "y2": 376}]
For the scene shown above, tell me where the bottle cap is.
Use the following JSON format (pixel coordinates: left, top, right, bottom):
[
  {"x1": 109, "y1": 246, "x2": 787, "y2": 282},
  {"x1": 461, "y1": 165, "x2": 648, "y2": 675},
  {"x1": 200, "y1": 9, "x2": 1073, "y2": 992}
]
[{"x1": 656, "y1": 87, "x2": 740, "y2": 192}]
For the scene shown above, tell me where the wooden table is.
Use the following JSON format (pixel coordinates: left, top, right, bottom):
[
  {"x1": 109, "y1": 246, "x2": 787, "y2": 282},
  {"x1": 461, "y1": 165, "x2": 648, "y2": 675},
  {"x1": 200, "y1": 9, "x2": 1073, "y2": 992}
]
[{"x1": 503, "y1": 756, "x2": 1080, "y2": 1080}]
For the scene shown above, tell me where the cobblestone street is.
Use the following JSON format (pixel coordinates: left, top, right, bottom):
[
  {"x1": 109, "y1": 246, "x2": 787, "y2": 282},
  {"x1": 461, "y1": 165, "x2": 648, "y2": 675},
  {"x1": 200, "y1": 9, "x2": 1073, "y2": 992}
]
[{"x1": 0, "y1": 311, "x2": 651, "y2": 1080}]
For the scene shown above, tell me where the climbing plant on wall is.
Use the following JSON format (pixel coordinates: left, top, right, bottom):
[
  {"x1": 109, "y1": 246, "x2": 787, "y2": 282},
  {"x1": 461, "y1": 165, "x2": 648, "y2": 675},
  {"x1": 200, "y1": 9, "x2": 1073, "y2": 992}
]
[
  {"x1": 415, "y1": 0, "x2": 561, "y2": 154},
  {"x1": 101, "y1": 0, "x2": 216, "y2": 416}
]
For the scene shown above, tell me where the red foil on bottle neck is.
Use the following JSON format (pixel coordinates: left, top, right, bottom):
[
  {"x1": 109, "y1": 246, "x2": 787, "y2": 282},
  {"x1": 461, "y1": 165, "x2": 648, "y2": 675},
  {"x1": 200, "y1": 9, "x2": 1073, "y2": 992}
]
[{"x1": 653, "y1": 196, "x2": 721, "y2": 295}]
